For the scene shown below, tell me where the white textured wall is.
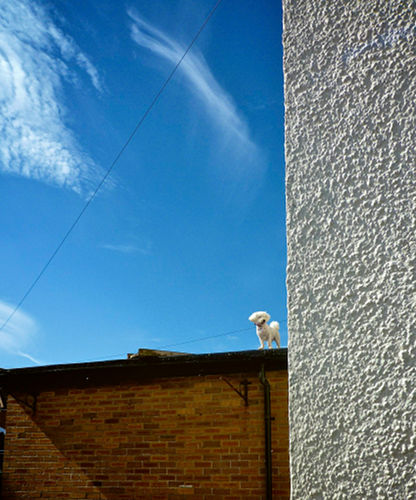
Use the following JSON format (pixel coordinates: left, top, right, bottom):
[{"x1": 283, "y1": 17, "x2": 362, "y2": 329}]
[{"x1": 283, "y1": 1, "x2": 416, "y2": 498}]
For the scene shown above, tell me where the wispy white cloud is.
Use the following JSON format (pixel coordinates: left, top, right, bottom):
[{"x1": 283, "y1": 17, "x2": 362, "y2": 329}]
[
  {"x1": 0, "y1": 300, "x2": 40, "y2": 364},
  {"x1": 100, "y1": 242, "x2": 152, "y2": 255},
  {"x1": 17, "y1": 350, "x2": 42, "y2": 365},
  {"x1": 0, "y1": 0, "x2": 102, "y2": 192},
  {"x1": 128, "y1": 10, "x2": 264, "y2": 182}
]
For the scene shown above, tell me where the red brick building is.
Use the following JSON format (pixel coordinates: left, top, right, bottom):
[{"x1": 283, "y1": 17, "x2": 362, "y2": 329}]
[{"x1": 0, "y1": 349, "x2": 289, "y2": 499}]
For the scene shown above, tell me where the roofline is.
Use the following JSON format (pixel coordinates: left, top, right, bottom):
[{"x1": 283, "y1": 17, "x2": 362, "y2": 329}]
[{"x1": 0, "y1": 349, "x2": 287, "y2": 393}]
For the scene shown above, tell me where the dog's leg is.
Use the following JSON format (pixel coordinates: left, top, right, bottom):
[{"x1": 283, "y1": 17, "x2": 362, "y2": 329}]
[{"x1": 257, "y1": 327, "x2": 265, "y2": 349}]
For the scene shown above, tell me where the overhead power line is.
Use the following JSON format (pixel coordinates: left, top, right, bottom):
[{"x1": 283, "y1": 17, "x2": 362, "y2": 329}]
[
  {"x1": 158, "y1": 326, "x2": 253, "y2": 350},
  {"x1": 0, "y1": 0, "x2": 224, "y2": 334},
  {"x1": 77, "y1": 321, "x2": 288, "y2": 363},
  {"x1": 143, "y1": 318, "x2": 286, "y2": 351},
  {"x1": 78, "y1": 326, "x2": 255, "y2": 363}
]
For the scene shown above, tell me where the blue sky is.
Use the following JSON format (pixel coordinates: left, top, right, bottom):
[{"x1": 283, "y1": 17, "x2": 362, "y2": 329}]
[{"x1": 0, "y1": 0, "x2": 285, "y2": 368}]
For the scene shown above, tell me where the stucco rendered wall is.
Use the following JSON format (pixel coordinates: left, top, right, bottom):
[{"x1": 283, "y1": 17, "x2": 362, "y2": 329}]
[{"x1": 283, "y1": 1, "x2": 416, "y2": 498}]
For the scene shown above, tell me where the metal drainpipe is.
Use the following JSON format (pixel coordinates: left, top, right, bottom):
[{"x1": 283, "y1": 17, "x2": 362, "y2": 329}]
[
  {"x1": 259, "y1": 364, "x2": 273, "y2": 500},
  {"x1": 0, "y1": 389, "x2": 6, "y2": 497}
]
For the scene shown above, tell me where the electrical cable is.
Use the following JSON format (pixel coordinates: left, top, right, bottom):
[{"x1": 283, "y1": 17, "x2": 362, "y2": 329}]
[
  {"x1": 79, "y1": 325, "x2": 254, "y2": 362},
  {"x1": 143, "y1": 319, "x2": 285, "y2": 351},
  {"x1": 77, "y1": 321, "x2": 287, "y2": 363},
  {"x1": 158, "y1": 326, "x2": 253, "y2": 350},
  {"x1": 0, "y1": 0, "x2": 224, "y2": 334}
]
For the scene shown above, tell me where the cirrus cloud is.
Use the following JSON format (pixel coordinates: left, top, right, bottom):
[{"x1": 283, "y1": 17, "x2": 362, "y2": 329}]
[
  {"x1": 0, "y1": 299, "x2": 40, "y2": 364},
  {"x1": 0, "y1": 0, "x2": 102, "y2": 193},
  {"x1": 127, "y1": 9, "x2": 265, "y2": 185},
  {"x1": 100, "y1": 242, "x2": 152, "y2": 255}
]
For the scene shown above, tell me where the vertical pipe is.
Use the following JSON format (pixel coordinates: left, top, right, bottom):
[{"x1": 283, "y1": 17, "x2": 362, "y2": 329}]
[
  {"x1": 259, "y1": 365, "x2": 272, "y2": 499},
  {"x1": 0, "y1": 389, "x2": 6, "y2": 497}
]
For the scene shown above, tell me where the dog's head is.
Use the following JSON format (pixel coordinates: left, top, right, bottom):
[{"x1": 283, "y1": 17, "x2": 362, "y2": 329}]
[{"x1": 248, "y1": 311, "x2": 271, "y2": 327}]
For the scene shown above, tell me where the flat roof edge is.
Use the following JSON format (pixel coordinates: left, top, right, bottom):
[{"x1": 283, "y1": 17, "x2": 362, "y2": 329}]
[{"x1": 0, "y1": 349, "x2": 287, "y2": 393}]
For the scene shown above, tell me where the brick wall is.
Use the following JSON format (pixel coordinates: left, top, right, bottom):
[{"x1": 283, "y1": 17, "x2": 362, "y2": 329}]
[{"x1": 2, "y1": 370, "x2": 288, "y2": 499}]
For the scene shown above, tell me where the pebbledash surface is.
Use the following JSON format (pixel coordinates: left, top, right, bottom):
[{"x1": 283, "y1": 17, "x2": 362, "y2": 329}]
[{"x1": 0, "y1": 349, "x2": 289, "y2": 500}]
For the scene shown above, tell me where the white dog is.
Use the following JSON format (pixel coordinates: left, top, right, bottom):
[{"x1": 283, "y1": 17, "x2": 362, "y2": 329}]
[{"x1": 249, "y1": 311, "x2": 280, "y2": 349}]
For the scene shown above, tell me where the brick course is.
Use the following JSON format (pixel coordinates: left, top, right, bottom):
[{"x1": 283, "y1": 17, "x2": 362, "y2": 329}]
[{"x1": 2, "y1": 360, "x2": 289, "y2": 499}]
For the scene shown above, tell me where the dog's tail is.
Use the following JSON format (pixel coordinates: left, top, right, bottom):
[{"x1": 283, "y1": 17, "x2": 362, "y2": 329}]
[
  {"x1": 270, "y1": 321, "x2": 280, "y2": 348},
  {"x1": 270, "y1": 321, "x2": 279, "y2": 331}
]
